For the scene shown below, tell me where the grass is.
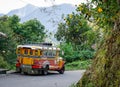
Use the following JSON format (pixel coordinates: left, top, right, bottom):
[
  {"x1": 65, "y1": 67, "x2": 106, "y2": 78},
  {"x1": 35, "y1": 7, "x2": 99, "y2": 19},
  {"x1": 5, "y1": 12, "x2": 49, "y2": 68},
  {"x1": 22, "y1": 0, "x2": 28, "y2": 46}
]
[{"x1": 65, "y1": 59, "x2": 92, "y2": 71}]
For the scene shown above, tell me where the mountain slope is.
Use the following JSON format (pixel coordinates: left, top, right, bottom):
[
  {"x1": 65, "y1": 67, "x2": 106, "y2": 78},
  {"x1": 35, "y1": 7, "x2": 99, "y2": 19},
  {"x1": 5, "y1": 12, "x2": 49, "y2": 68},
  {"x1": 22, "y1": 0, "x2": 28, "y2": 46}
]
[
  {"x1": 7, "y1": 4, "x2": 76, "y2": 33},
  {"x1": 0, "y1": 13, "x2": 4, "y2": 16},
  {"x1": 8, "y1": 4, "x2": 38, "y2": 18}
]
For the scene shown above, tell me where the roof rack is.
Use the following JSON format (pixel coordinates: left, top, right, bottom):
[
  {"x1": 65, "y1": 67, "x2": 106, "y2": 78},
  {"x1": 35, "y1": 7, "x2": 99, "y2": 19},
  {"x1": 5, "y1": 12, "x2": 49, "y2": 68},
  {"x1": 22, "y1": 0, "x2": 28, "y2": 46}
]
[
  {"x1": 24, "y1": 42, "x2": 52, "y2": 47},
  {"x1": 41, "y1": 42, "x2": 52, "y2": 46}
]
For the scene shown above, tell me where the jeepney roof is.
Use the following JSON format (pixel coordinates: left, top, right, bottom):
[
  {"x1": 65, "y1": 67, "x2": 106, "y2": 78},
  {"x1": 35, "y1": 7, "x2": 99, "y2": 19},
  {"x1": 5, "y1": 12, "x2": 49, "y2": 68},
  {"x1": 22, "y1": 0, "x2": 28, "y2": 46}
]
[{"x1": 17, "y1": 45, "x2": 60, "y2": 51}]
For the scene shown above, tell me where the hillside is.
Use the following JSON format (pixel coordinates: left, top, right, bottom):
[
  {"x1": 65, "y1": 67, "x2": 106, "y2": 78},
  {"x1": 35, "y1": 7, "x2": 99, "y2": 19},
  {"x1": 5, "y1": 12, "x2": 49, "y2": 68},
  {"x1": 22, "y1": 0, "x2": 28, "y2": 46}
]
[
  {"x1": 7, "y1": 4, "x2": 76, "y2": 33},
  {"x1": 0, "y1": 13, "x2": 3, "y2": 16}
]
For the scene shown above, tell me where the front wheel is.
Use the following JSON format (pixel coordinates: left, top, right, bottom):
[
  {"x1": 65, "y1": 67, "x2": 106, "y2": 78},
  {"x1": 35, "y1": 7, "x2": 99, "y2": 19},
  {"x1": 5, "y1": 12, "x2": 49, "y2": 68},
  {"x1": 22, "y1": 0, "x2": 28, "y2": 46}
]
[{"x1": 58, "y1": 66, "x2": 65, "y2": 74}]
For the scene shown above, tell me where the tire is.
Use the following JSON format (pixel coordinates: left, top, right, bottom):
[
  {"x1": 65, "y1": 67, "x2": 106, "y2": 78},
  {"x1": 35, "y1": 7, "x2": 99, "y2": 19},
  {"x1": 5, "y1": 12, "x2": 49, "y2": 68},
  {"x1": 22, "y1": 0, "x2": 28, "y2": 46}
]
[
  {"x1": 58, "y1": 66, "x2": 65, "y2": 74},
  {"x1": 16, "y1": 67, "x2": 21, "y2": 73},
  {"x1": 23, "y1": 72, "x2": 28, "y2": 75},
  {"x1": 42, "y1": 66, "x2": 48, "y2": 75}
]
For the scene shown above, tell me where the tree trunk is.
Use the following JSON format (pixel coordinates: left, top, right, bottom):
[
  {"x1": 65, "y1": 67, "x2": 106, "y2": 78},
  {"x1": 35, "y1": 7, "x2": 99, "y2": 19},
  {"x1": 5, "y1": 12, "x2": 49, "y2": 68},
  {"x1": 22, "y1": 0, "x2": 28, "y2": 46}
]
[{"x1": 77, "y1": 19, "x2": 120, "y2": 87}]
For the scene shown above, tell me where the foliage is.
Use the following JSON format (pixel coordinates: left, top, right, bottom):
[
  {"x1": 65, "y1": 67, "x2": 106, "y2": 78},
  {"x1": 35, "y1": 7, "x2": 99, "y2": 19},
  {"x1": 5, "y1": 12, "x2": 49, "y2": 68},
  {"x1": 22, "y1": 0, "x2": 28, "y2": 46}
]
[
  {"x1": 55, "y1": 8, "x2": 97, "y2": 64},
  {"x1": 60, "y1": 43, "x2": 74, "y2": 62},
  {"x1": 77, "y1": 26, "x2": 120, "y2": 87},
  {"x1": 79, "y1": 50, "x2": 94, "y2": 60},
  {"x1": 0, "y1": 15, "x2": 46, "y2": 66},
  {"x1": 0, "y1": 55, "x2": 9, "y2": 69},
  {"x1": 76, "y1": 0, "x2": 120, "y2": 87},
  {"x1": 55, "y1": 2, "x2": 102, "y2": 64},
  {"x1": 20, "y1": 19, "x2": 46, "y2": 43},
  {"x1": 55, "y1": 13, "x2": 92, "y2": 46},
  {"x1": 76, "y1": 0, "x2": 120, "y2": 30},
  {"x1": 60, "y1": 43, "x2": 94, "y2": 63},
  {"x1": 8, "y1": 15, "x2": 46, "y2": 44},
  {"x1": 66, "y1": 60, "x2": 92, "y2": 70},
  {"x1": 0, "y1": 15, "x2": 17, "y2": 64}
]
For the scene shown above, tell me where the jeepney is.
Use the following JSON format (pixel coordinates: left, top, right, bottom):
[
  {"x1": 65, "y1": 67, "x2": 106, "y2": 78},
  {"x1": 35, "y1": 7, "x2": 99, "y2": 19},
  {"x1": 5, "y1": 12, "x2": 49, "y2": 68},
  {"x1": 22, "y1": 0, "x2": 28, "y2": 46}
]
[{"x1": 15, "y1": 43, "x2": 65, "y2": 75}]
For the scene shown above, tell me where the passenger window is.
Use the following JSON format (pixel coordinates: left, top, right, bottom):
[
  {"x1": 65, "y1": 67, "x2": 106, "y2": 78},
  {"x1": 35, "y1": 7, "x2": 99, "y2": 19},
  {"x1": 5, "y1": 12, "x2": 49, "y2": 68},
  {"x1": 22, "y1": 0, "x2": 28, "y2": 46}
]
[
  {"x1": 24, "y1": 49, "x2": 28, "y2": 55},
  {"x1": 35, "y1": 50, "x2": 38, "y2": 55},
  {"x1": 52, "y1": 51, "x2": 56, "y2": 57},
  {"x1": 43, "y1": 50, "x2": 56, "y2": 58},
  {"x1": 43, "y1": 51, "x2": 47, "y2": 57},
  {"x1": 30, "y1": 50, "x2": 33, "y2": 55},
  {"x1": 48, "y1": 51, "x2": 52, "y2": 57}
]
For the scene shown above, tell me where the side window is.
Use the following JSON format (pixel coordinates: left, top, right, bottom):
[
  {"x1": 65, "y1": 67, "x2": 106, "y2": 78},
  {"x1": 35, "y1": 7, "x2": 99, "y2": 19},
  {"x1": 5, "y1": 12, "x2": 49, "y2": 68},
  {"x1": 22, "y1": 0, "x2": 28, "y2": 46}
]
[
  {"x1": 47, "y1": 50, "x2": 56, "y2": 58},
  {"x1": 43, "y1": 50, "x2": 47, "y2": 57},
  {"x1": 43, "y1": 50, "x2": 56, "y2": 58},
  {"x1": 52, "y1": 51, "x2": 56, "y2": 57},
  {"x1": 24, "y1": 49, "x2": 28, "y2": 55},
  {"x1": 35, "y1": 50, "x2": 38, "y2": 55},
  {"x1": 30, "y1": 50, "x2": 33, "y2": 55},
  {"x1": 48, "y1": 51, "x2": 52, "y2": 57}
]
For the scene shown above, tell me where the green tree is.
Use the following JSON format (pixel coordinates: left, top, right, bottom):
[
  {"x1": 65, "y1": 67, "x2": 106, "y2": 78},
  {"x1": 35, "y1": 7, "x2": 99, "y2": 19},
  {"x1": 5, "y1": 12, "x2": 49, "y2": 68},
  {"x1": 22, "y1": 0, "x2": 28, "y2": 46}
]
[
  {"x1": 55, "y1": 8, "x2": 97, "y2": 63},
  {"x1": 0, "y1": 15, "x2": 47, "y2": 67},
  {"x1": 55, "y1": 13, "x2": 92, "y2": 46},
  {"x1": 8, "y1": 16, "x2": 46, "y2": 44},
  {"x1": 21, "y1": 18, "x2": 46, "y2": 43},
  {"x1": 0, "y1": 55, "x2": 9, "y2": 68},
  {"x1": 0, "y1": 15, "x2": 17, "y2": 64},
  {"x1": 60, "y1": 43, "x2": 94, "y2": 63}
]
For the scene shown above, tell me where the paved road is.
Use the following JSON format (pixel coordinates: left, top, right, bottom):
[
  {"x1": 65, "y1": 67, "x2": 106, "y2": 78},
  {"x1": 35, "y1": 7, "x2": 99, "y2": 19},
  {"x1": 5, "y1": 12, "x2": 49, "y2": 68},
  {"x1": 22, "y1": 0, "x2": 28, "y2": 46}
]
[{"x1": 0, "y1": 70, "x2": 85, "y2": 87}]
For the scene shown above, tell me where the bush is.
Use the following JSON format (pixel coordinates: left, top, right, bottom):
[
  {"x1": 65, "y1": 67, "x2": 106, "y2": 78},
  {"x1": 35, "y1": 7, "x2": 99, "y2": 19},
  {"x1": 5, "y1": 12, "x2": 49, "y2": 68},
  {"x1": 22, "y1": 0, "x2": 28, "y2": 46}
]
[
  {"x1": 0, "y1": 56, "x2": 9, "y2": 69},
  {"x1": 63, "y1": 49, "x2": 94, "y2": 63},
  {"x1": 60, "y1": 43, "x2": 95, "y2": 63},
  {"x1": 65, "y1": 60, "x2": 92, "y2": 70},
  {"x1": 79, "y1": 50, "x2": 94, "y2": 60}
]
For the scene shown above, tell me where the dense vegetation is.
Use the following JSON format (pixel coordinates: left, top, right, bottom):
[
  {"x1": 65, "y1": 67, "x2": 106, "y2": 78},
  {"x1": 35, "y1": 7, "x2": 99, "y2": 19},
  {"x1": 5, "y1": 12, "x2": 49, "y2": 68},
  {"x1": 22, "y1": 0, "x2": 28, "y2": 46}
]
[
  {"x1": 66, "y1": 60, "x2": 92, "y2": 70},
  {"x1": 0, "y1": 15, "x2": 46, "y2": 68},
  {"x1": 54, "y1": 1, "x2": 104, "y2": 70},
  {"x1": 55, "y1": 0, "x2": 120, "y2": 86},
  {"x1": 75, "y1": 0, "x2": 120, "y2": 87},
  {"x1": 59, "y1": 43, "x2": 94, "y2": 63},
  {"x1": 55, "y1": 13, "x2": 98, "y2": 64}
]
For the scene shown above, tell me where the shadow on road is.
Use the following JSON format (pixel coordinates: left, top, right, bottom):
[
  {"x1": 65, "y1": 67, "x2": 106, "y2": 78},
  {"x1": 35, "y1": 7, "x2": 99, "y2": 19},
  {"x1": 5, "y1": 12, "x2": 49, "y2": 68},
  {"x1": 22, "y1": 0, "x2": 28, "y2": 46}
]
[{"x1": 11, "y1": 71, "x2": 61, "y2": 77}]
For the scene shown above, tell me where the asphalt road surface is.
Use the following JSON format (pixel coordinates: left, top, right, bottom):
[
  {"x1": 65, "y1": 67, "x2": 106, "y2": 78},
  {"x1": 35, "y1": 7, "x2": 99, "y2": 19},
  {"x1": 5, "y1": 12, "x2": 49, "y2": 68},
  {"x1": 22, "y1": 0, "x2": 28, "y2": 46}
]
[{"x1": 0, "y1": 70, "x2": 85, "y2": 87}]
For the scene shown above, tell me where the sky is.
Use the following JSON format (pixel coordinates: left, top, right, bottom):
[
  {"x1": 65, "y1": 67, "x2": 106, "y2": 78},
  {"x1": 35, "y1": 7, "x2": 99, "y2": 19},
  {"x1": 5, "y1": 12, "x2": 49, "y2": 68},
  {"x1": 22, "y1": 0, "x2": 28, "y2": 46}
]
[{"x1": 0, "y1": 0, "x2": 85, "y2": 14}]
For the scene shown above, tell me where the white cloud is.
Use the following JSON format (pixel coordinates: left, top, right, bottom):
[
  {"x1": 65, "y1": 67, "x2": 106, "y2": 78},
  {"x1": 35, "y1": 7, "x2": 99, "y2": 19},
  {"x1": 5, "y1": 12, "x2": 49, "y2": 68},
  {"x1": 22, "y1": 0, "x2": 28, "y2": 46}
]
[
  {"x1": 23, "y1": 0, "x2": 85, "y2": 7},
  {"x1": 0, "y1": 0, "x2": 26, "y2": 14}
]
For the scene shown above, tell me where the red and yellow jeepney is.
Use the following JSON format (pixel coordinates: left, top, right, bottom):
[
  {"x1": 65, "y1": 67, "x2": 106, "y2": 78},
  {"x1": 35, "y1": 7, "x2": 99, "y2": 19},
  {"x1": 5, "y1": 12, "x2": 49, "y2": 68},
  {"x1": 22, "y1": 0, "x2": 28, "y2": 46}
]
[{"x1": 15, "y1": 43, "x2": 65, "y2": 75}]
